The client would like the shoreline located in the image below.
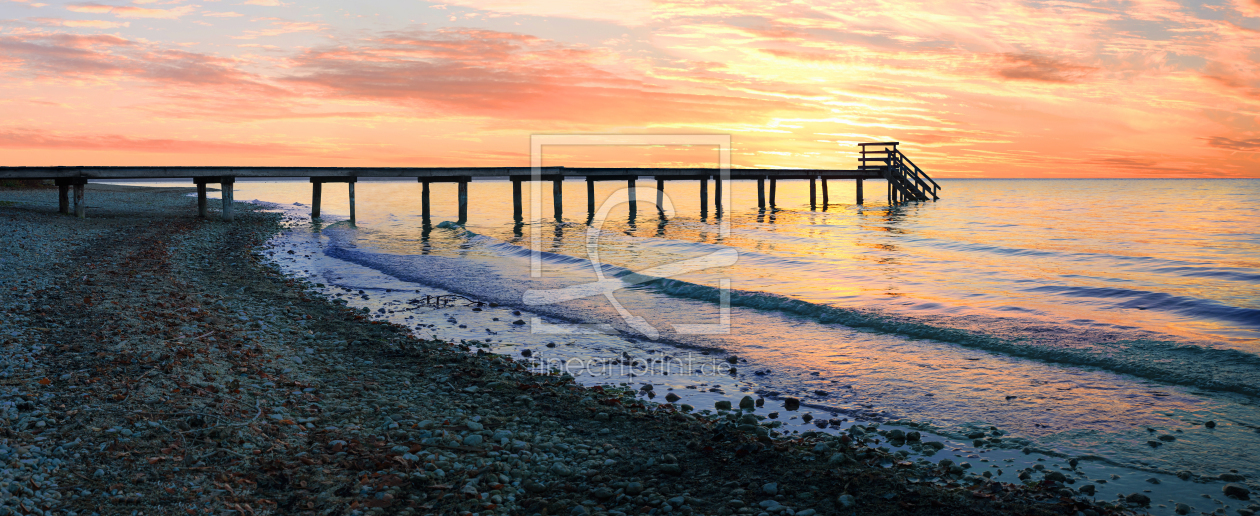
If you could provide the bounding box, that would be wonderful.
[0,185,1158,515]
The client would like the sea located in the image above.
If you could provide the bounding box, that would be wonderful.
[118,177,1259,513]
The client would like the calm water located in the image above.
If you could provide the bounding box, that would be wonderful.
[152,178,1260,492]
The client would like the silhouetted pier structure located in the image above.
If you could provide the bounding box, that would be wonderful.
[1,143,937,221]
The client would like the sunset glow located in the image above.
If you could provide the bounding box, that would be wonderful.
[2,0,1258,177]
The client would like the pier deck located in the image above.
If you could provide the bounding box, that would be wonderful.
[0,143,938,221]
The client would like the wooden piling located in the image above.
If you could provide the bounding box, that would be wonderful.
[348,181,356,225]
[514,179,524,220]
[198,182,208,218]
[552,178,563,219]
[586,179,595,216]
[221,179,234,221]
[656,178,664,214]
[769,178,777,207]
[700,177,708,213]
[58,183,69,215]
[810,177,817,209]
[627,178,636,213]
[421,181,431,221]
[73,183,85,219]
[714,175,722,214]
[311,181,322,219]
[458,180,469,223]
[822,178,829,207]
[757,178,765,209]
[856,178,863,204]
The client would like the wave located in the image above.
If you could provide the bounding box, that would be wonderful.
[320,224,1260,401]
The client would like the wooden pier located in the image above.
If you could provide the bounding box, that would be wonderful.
[1,143,938,220]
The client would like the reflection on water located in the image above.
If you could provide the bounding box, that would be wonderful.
[121,178,1260,482]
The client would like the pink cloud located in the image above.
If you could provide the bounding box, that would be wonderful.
[1201,136,1260,151]
[279,28,802,127]
[0,127,307,155]
[65,3,196,19]
[994,53,1098,83]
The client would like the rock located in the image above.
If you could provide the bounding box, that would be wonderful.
[466,421,484,431]
[1220,473,1246,482]
[886,429,905,441]
[837,494,855,508]
[768,412,778,419]
[967,431,986,439]
[1079,484,1095,496]
[784,398,800,411]
[801,413,813,423]
[625,482,644,495]
[680,404,694,412]
[524,480,547,493]
[665,393,681,403]
[1146,477,1160,484]
[762,483,778,495]
[1224,483,1251,500]
[521,349,532,357]
[1044,471,1067,482]
[462,434,484,446]
[1068,458,1079,469]
[797,510,816,516]
[550,463,574,477]
[513,319,526,325]
[905,431,921,441]
[592,487,614,500]
[1205,420,1216,428]
[1174,503,1191,515]
[571,506,589,515]
[715,400,732,411]
[659,463,682,475]
[1125,493,1150,505]
[1158,434,1176,442]
[740,396,756,411]
[727,356,739,364]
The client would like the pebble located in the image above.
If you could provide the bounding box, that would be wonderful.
[762,482,778,495]
[1224,483,1251,500]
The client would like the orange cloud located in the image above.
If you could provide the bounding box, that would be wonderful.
[0,127,309,155]
[995,53,1099,83]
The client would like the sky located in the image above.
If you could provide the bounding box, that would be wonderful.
[1,0,1259,177]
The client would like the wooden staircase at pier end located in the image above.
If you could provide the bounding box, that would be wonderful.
[859,142,940,203]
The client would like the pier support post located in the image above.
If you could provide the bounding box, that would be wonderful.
[348,181,356,225]
[810,177,817,209]
[769,178,777,208]
[221,178,234,221]
[656,178,665,214]
[552,178,563,220]
[197,182,208,218]
[627,178,636,213]
[73,182,85,219]
[311,181,322,219]
[700,177,708,213]
[586,178,595,216]
[714,175,722,214]
[757,178,765,209]
[513,178,524,221]
[856,178,863,205]
[421,181,431,222]
[822,178,829,207]
[458,179,469,224]
[58,183,70,215]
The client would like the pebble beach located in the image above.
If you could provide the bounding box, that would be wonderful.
[0,183,1193,515]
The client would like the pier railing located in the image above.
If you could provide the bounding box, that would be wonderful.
[858,142,939,203]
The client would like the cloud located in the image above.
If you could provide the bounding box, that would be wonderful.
[994,53,1098,83]
[204,11,244,17]
[232,20,327,39]
[32,18,131,28]
[434,0,653,26]
[1201,136,1260,151]
[279,28,802,127]
[0,127,307,155]
[66,3,197,19]
[240,0,284,5]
